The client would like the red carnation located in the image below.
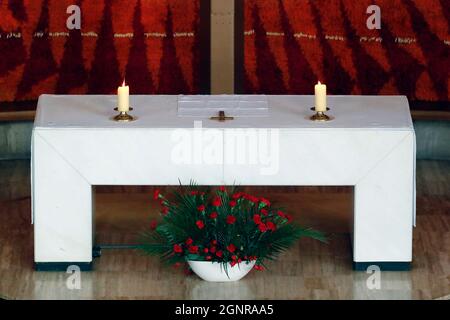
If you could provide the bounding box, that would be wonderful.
[230,261,237,267]
[231,255,237,261]
[150,220,157,230]
[260,208,268,216]
[253,214,262,225]
[210,246,216,253]
[226,215,236,224]
[277,210,285,218]
[153,189,160,200]
[216,250,223,258]
[212,196,221,207]
[197,204,205,212]
[266,221,276,231]
[196,220,205,229]
[227,244,236,253]
[258,223,268,232]
[254,265,264,271]
[229,200,237,207]
[232,192,242,200]
[161,206,169,215]
[188,245,199,254]
[210,211,218,219]
[173,244,183,253]
[206,255,212,260]
[203,248,209,253]
[211,240,218,246]
[260,197,270,207]
[285,214,293,222]
[190,190,198,196]
[219,186,226,192]
[185,238,193,245]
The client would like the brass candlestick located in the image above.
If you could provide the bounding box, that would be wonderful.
[310,107,333,122]
[113,107,135,122]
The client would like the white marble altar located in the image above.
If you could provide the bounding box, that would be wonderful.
[32,95,416,270]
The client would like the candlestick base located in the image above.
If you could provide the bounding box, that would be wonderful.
[309,107,333,122]
[113,107,135,122]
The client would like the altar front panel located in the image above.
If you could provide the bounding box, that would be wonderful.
[222,129,413,186]
[33,129,224,186]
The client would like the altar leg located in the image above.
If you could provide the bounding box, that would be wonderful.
[32,132,93,270]
[352,132,415,270]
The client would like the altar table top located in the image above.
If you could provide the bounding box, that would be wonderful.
[34,95,414,131]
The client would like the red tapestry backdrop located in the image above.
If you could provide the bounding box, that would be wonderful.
[0,0,202,104]
[243,0,449,106]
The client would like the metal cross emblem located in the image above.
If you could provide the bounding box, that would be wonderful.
[210,110,234,122]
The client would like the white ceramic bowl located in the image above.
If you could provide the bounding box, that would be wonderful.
[187,260,256,282]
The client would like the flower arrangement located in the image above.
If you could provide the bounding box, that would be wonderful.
[138,184,326,277]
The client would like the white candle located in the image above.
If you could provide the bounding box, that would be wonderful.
[117,80,130,112]
[315,81,327,112]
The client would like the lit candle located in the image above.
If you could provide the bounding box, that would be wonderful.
[315,81,327,112]
[117,80,130,112]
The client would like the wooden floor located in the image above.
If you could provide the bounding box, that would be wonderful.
[0,160,449,300]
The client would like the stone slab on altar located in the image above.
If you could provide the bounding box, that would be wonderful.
[177,95,269,117]
[34,94,413,129]
[32,95,416,270]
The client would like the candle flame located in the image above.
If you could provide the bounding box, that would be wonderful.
[122,79,126,87]
[318,81,321,85]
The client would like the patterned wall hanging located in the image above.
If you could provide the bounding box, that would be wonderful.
[0,0,209,109]
[241,0,449,109]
